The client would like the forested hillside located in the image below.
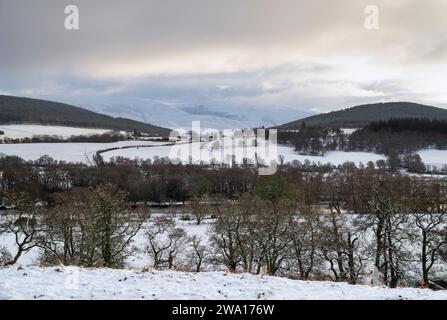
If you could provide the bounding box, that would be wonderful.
[0,95,171,136]
[349,118,447,153]
[278,102,447,129]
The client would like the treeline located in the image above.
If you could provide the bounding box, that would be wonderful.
[0,155,259,203]
[350,118,447,153]
[1,132,131,144]
[0,153,445,207]
[368,118,447,134]
[278,125,347,156]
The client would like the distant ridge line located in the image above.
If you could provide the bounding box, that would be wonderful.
[277,102,447,129]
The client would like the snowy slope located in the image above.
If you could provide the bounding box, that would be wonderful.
[83,98,243,130]
[77,97,308,130]
[0,266,446,300]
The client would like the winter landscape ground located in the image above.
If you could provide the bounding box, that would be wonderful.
[1,124,447,301]
[2,1,447,307]
[2,266,447,300]
[1,125,447,169]
[1,211,446,300]
[1,125,446,168]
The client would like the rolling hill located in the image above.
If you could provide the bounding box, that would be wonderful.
[278,102,447,129]
[0,95,171,136]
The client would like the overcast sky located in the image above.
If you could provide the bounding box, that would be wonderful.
[0,0,446,114]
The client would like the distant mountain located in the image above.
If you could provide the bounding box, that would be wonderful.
[75,97,310,130]
[0,95,171,136]
[278,102,447,129]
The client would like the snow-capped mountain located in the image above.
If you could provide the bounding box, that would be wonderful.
[74,97,310,130]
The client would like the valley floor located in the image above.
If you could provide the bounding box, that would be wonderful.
[0,266,446,300]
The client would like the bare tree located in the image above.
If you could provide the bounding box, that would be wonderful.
[38,189,89,266]
[360,177,412,287]
[166,227,187,269]
[288,206,322,280]
[87,184,148,267]
[2,192,44,265]
[145,216,186,269]
[320,212,365,284]
[254,199,295,276]
[146,216,175,268]
[409,181,447,285]
[413,213,446,284]
[187,194,211,225]
[187,235,208,272]
[209,201,243,272]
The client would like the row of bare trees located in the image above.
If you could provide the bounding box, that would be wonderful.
[0,184,148,268]
[144,174,447,287]
[1,169,446,288]
[205,194,364,283]
[205,175,447,287]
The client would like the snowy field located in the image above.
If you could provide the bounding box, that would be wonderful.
[0,125,110,139]
[0,140,387,167]
[417,150,447,170]
[0,140,168,163]
[1,213,446,300]
[1,266,446,300]
[102,142,387,167]
[1,126,447,168]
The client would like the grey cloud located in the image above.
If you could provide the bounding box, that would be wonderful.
[0,0,446,115]
[2,0,446,75]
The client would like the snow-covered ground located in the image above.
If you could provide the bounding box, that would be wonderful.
[340,128,359,135]
[0,140,167,163]
[280,149,384,166]
[0,138,386,166]
[0,123,445,168]
[3,140,447,169]
[418,150,447,170]
[101,143,387,167]
[0,266,446,300]
[0,125,446,170]
[1,213,446,300]
[0,125,110,139]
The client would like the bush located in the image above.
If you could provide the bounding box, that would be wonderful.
[0,246,12,266]
[180,214,191,221]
